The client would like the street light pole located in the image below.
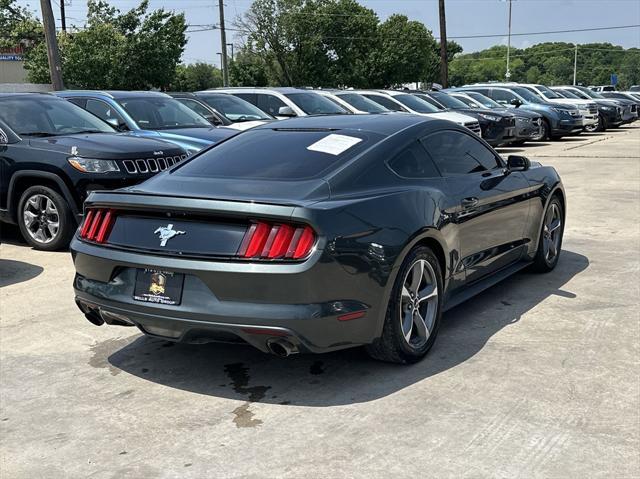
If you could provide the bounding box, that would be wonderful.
[506,0,512,79]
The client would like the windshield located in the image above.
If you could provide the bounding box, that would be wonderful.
[362,94,406,112]
[430,92,470,109]
[336,93,389,113]
[175,128,381,181]
[574,86,604,99]
[393,94,440,113]
[509,86,542,104]
[0,97,115,136]
[413,93,446,110]
[450,94,480,108]
[564,88,590,100]
[118,97,211,130]
[554,89,579,99]
[535,85,563,99]
[284,92,348,115]
[198,94,272,122]
[466,91,502,109]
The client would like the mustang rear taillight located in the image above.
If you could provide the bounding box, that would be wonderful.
[238,221,316,260]
[79,208,117,243]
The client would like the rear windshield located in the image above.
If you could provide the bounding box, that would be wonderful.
[174,128,381,180]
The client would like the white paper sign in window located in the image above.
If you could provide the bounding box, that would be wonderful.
[307,134,363,156]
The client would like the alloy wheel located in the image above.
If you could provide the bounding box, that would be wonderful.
[542,203,562,263]
[22,194,60,244]
[400,259,438,348]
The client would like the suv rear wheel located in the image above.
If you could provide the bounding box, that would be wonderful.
[17,186,75,251]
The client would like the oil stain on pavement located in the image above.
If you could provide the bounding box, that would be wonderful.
[224,362,271,428]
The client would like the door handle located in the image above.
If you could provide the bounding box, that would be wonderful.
[461,197,479,209]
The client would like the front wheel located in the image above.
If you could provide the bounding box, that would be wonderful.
[584,114,604,132]
[366,246,443,364]
[17,186,75,251]
[531,119,549,141]
[531,197,564,273]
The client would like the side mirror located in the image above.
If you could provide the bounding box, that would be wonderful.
[507,155,530,171]
[510,98,522,107]
[278,106,297,117]
[106,117,128,131]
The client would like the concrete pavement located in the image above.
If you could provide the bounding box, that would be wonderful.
[1,125,639,478]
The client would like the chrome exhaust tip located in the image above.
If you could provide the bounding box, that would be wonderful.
[267,339,297,357]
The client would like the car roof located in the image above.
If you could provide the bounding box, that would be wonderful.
[251,113,432,136]
[57,90,171,99]
[215,87,307,94]
[0,92,58,100]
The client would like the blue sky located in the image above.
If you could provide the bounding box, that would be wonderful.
[18,0,640,65]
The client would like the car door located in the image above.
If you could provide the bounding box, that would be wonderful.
[421,129,530,283]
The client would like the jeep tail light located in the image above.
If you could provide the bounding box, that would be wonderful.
[238,221,316,260]
[79,208,117,243]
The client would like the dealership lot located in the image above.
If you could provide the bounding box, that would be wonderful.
[1,126,639,478]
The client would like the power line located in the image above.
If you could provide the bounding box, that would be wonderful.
[185,23,640,40]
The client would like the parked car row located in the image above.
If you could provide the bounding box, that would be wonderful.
[1,82,637,252]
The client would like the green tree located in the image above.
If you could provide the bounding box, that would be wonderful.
[237,0,442,88]
[229,49,270,86]
[0,0,42,49]
[170,63,222,91]
[24,0,187,89]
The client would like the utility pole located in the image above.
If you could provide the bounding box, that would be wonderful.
[60,0,66,32]
[438,0,448,88]
[218,1,229,87]
[506,0,512,79]
[573,44,578,85]
[40,0,65,90]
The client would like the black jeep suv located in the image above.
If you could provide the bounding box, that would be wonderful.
[0,93,187,250]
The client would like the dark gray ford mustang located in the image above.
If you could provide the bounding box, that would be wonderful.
[71,114,565,363]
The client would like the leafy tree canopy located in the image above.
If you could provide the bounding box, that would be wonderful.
[170,62,223,91]
[24,0,187,89]
[450,41,640,89]
[236,0,452,87]
[0,0,42,50]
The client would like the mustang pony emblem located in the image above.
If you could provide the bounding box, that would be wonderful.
[154,224,185,247]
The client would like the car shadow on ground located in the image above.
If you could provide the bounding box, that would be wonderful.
[106,250,589,406]
[0,259,44,287]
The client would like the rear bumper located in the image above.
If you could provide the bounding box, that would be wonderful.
[71,238,387,354]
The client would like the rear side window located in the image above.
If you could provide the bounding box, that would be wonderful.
[257,94,287,116]
[175,129,381,180]
[422,130,501,176]
[388,142,440,179]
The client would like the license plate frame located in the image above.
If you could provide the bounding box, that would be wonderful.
[133,269,184,306]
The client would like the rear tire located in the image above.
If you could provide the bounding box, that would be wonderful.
[17,186,75,251]
[366,246,443,364]
[531,197,564,273]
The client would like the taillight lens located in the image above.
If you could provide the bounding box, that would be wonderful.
[238,221,316,260]
[79,208,116,243]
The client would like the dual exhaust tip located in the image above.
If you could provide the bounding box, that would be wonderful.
[77,299,298,357]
